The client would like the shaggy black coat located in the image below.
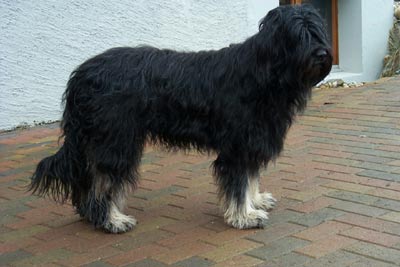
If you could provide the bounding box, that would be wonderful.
[30,4,332,231]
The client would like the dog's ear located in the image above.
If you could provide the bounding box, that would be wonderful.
[255,7,285,62]
[258,7,282,32]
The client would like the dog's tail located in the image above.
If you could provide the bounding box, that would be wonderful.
[29,136,85,202]
[30,66,91,202]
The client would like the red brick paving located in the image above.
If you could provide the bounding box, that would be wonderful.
[1,77,400,266]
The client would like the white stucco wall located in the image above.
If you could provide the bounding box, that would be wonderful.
[361,0,394,81]
[328,0,393,82]
[337,0,363,73]
[247,0,279,33]
[1,0,273,130]
[0,0,393,130]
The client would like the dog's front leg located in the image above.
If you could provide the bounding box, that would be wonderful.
[248,174,276,211]
[213,155,271,229]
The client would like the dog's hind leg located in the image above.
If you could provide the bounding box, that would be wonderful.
[213,155,270,229]
[83,132,144,233]
[102,181,137,234]
[85,172,137,233]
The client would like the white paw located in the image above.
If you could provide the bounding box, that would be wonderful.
[104,212,137,233]
[226,209,269,229]
[254,192,277,211]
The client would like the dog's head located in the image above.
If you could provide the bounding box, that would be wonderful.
[257,4,332,88]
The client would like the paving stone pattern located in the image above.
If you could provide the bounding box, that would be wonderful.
[1,77,400,266]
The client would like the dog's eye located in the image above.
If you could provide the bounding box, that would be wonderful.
[316,49,328,57]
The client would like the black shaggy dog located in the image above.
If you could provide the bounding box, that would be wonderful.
[30,5,332,233]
